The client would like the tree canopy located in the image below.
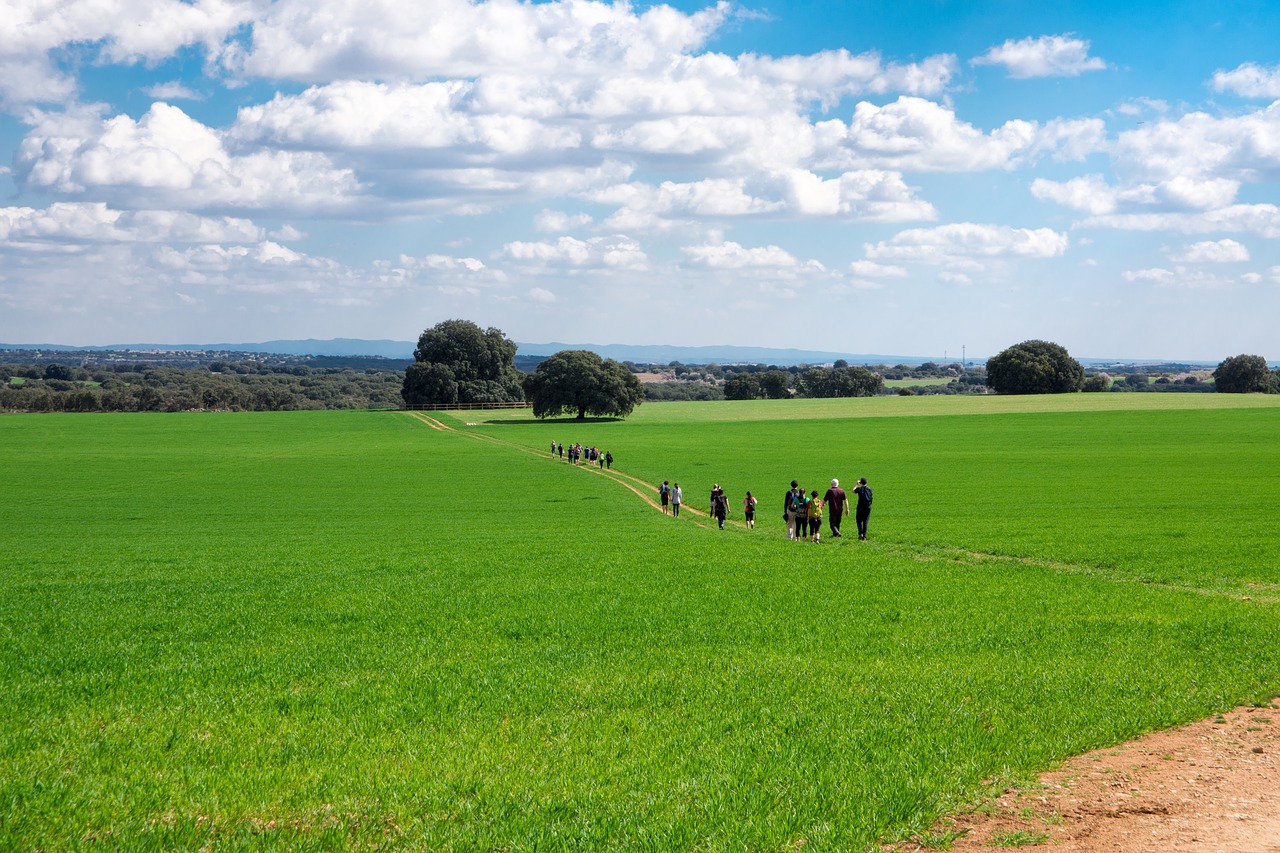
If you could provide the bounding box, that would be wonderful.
[402,319,524,406]
[797,366,884,398]
[985,340,1084,395]
[522,350,644,419]
[1212,354,1276,393]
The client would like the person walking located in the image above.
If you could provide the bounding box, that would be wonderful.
[672,482,683,518]
[605,451,613,469]
[853,477,873,540]
[793,487,810,541]
[783,480,800,539]
[823,479,849,538]
[808,489,823,542]
[659,480,671,514]
[743,491,757,528]
[710,485,728,529]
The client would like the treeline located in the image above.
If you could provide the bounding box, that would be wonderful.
[0,362,403,413]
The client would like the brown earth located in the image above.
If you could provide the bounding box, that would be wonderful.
[889,703,1280,852]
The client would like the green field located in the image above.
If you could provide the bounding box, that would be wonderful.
[2,395,1279,850]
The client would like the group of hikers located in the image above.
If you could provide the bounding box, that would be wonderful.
[552,441,612,469]
[657,477,873,540]
[546,439,873,540]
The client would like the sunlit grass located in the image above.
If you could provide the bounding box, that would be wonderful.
[1,402,1277,850]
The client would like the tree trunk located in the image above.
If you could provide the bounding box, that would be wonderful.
[576,406,586,419]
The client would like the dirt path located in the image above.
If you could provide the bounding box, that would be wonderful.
[891,702,1280,852]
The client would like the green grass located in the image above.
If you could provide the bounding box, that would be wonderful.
[1,398,1279,850]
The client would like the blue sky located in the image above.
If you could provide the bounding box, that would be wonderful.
[2,1,1279,361]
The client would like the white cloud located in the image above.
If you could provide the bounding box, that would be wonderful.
[499,235,647,270]
[1081,204,1280,239]
[222,0,732,82]
[144,82,204,101]
[0,202,263,244]
[971,34,1107,79]
[528,287,556,303]
[14,103,361,211]
[864,223,1069,263]
[0,0,250,107]
[848,260,907,277]
[1211,62,1280,99]
[1123,267,1174,283]
[813,97,1104,173]
[1110,102,1280,185]
[1031,174,1241,214]
[682,241,806,270]
[534,210,593,232]
[1169,239,1249,263]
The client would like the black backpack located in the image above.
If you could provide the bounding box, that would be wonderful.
[860,486,873,507]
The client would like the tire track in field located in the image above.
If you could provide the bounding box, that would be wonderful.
[402,411,723,528]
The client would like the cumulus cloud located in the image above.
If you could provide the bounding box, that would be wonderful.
[0,202,263,244]
[848,260,907,277]
[534,210,593,232]
[812,97,1104,173]
[1212,62,1280,99]
[1080,204,1280,239]
[1169,239,1249,263]
[1110,102,1280,185]
[1031,174,1241,214]
[864,223,1069,263]
[683,241,810,270]
[0,0,253,106]
[971,34,1107,79]
[499,235,647,270]
[14,103,361,211]
[144,82,204,101]
[1123,267,1174,283]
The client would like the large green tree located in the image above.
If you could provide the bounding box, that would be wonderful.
[1212,354,1276,393]
[522,350,644,419]
[797,366,884,398]
[402,319,524,406]
[985,340,1084,395]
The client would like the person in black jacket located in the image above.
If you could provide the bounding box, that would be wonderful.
[853,477,873,540]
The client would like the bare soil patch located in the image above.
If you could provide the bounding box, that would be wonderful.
[891,702,1280,852]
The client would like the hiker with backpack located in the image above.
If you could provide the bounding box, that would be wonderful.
[853,477,873,540]
[659,480,671,514]
[792,487,810,541]
[783,480,801,539]
[710,484,729,529]
[807,490,823,542]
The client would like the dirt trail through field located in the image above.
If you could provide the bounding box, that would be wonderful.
[405,411,721,526]
[889,703,1280,853]
[406,412,1280,851]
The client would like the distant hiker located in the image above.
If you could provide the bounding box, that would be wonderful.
[550,440,556,456]
[710,485,728,529]
[783,480,801,539]
[853,477,873,540]
[558,443,564,459]
[672,483,683,518]
[743,491,757,528]
[823,479,849,538]
[605,451,613,469]
[792,488,810,541]
[597,449,604,469]
[808,490,823,542]
[659,480,671,514]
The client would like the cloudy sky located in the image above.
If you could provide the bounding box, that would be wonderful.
[2,0,1279,360]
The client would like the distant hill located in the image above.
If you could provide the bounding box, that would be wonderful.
[0,339,1222,368]
[0,339,959,366]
